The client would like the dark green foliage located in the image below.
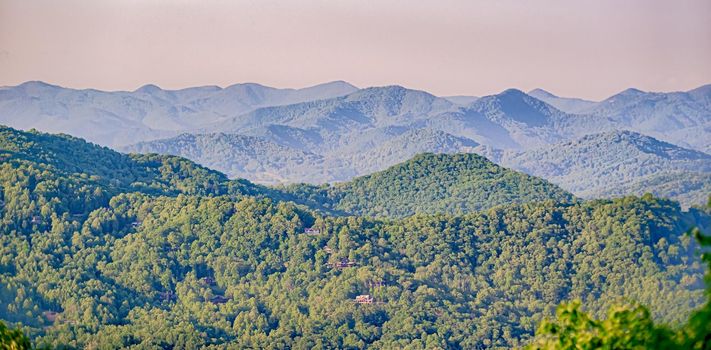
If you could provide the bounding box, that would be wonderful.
[0,126,708,349]
[0,321,31,349]
[0,126,281,232]
[283,153,575,218]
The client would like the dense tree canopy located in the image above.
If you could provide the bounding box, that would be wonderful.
[527,226,711,350]
[0,126,708,349]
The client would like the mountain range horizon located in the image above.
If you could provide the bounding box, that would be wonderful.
[6,79,711,103]
[1,77,709,208]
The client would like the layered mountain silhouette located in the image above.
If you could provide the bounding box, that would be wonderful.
[527,88,597,114]
[125,128,481,183]
[1,81,709,205]
[493,131,711,207]
[0,80,357,146]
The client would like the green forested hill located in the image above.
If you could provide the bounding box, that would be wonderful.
[0,126,272,198]
[0,126,709,349]
[282,153,575,218]
[0,126,281,233]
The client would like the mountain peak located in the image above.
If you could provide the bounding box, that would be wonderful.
[467,88,560,128]
[499,88,527,97]
[492,88,546,106]
[17,81,61,90]
[621,87,645,94]
[135,84,163,93]
[297,80,359,98]
[349,85,437,100]
[612,87,646,98]
[578,130,710,160]
[316,80,357,89]
[224,82,274,91]
[528,88,557,98]
[328,152,573,217]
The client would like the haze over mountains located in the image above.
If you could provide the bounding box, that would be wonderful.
[0,80,358,146]
[527,88,597,114]
[1,80,709,206]
[493,131,711,207]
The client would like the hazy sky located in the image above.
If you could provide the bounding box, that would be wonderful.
[1,0,710,100]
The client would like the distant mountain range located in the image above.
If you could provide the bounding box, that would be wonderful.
[0,80,358,146]
[490,131,711,207]
[1,80,709,206]
[125,132,324,184]
[527,88,597,114]
[125,128,481,184]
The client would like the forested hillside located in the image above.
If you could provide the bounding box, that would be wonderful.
[0,126,709,349]
[282,153,574,218]
[0,126,270,199]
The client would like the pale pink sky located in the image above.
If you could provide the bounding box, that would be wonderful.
[1,0,710,100]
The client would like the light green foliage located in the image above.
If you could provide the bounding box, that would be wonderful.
[527,302,676,349]
[0,321,31,350]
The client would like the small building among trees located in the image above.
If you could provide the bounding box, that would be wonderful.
[333,257,357,268]
[304,227,320,235]
[354,295,374,304]
[43,311,60,322]
[200,277,216,286]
